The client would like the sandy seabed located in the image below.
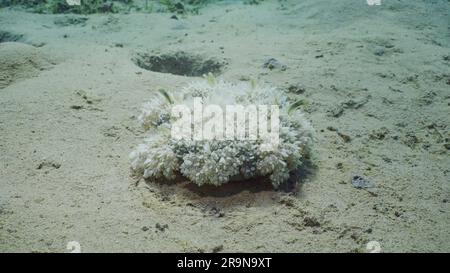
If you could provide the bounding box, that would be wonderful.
[0,0,449,252]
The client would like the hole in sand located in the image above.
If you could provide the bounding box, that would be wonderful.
[142,177,278,209]
[138,161,315,208]
[132,51,224,77]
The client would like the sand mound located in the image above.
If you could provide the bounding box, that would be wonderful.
[0,42,56,89]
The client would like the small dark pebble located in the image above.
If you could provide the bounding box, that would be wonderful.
[327,126,338,131]
[70,105,83,110]
[210,206,224,216]
[263,58,286,71]
[337,132,351,143]
[287,84,306,94]
[37,161,61,170]
[303,216,320,227]
[210,206,225,217]
[7,228,16,233]
[326,126,351,142]
[212,245,223,253]
[370,127,389,140]
[382,157,392,163]
[36,161,61,170]
[374,47,385,56]
[328,105,344,117]
[155,223,168,232]
[350,233,359,241]
[351,175,374,189]
[263,58,278,69]
[279,196,295,207]
[161,196,170,202]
